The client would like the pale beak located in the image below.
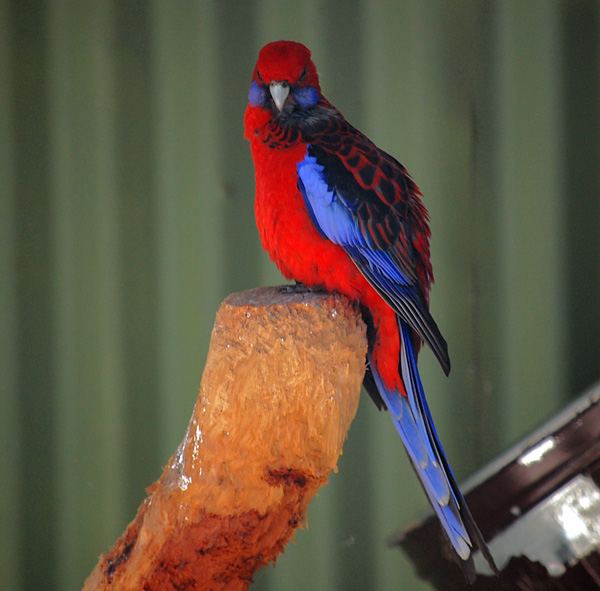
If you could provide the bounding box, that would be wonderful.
[269,81,290,112]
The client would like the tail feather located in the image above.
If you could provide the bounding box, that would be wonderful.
[369,320,497,581]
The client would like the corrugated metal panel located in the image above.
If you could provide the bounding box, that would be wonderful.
[2,1,599,590]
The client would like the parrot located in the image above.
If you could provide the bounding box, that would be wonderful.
[244,40,496,581]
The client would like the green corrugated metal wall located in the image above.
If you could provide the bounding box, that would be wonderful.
[2,1,599,590]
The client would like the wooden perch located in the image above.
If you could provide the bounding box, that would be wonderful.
[82,286,367,591]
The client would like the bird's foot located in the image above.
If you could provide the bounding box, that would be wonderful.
[279,282,325,294]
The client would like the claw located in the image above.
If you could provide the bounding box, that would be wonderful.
[279,282,325,294]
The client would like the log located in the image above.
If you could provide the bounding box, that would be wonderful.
[82,286,367,591]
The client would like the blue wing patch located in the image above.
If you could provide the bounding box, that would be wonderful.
[297,154,370,248]
[297,153,412,282]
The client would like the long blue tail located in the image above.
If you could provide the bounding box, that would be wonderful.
[369,320,495,580]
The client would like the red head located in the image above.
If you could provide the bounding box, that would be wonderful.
[252,41,320,94]
[246,41,323,128]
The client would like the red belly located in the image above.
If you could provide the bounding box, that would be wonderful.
[250,139,404,392]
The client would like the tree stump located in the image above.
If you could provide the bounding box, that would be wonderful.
[82,287,367,591]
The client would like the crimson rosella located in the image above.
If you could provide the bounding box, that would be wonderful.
[244,40,496,580]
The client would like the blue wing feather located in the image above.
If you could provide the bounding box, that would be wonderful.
[297,155,370,247]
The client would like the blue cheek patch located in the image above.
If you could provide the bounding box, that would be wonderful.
[248,81,267,107]
[293,86,319,109]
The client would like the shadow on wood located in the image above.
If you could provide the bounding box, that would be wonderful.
[83,287,367,591]
[394,382,600,590]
